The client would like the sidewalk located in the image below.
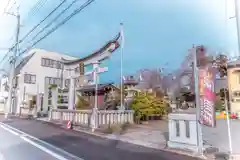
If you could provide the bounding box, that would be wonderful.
[105,122,168,149]
[38,117,168,149]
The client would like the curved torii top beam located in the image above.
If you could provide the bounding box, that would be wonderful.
[61,32,121,65]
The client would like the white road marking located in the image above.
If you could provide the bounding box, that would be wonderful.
[0,122,83,160]
[20,135,69,160]
[0,124,19,136]
[0,152,5,160]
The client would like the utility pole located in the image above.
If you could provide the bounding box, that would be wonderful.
[192,46,204,157]
[235,0,240,55]
[5,7,20,118]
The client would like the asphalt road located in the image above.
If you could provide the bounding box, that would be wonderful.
[202,119,240,154]
[0,118,200,160]
[0,123,61,160]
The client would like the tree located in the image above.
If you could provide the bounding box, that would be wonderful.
[104,84,127,110]
[76,95,90,109]
[130,92,167,123]
[215,96,224,112]
[213,54,228,77]
[139,69,162,89]
[219,88,229,101]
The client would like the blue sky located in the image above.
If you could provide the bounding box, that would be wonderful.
[0,0,238,83]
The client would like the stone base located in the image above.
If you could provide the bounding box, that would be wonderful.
[230,154,240,160]
[168,141,198,152]
[215,153,240,160]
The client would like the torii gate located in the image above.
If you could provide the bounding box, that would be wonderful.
[62,33,121,110]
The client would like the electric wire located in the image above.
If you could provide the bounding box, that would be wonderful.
[19,0,95,56]
[3,0,16,14]
[30,0,81,43]
[2,0,11,15]
[26,0,48,18]
[19,0,67,44]
[0,0,66,65]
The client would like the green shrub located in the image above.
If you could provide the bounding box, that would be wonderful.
[76,95,90,109]
[215,96,224,112]
[130,92,167,123]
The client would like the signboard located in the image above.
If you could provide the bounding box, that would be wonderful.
[198,66,216,127]
[79,62,84,75]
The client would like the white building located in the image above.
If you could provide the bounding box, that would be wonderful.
[0,76,8,106]
[0,77,8,99]
[14,48,78,114]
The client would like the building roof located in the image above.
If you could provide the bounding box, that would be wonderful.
[76,83,117,92]
[61,33,121,65]
[227,59,240,68]
[15,52,36,75]
[123,75,139,85]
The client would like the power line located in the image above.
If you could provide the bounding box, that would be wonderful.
[0,0,66,65]
[2,0,11,14]
[19,0,67,44]
[22,0,49,23]
[0,1,18,65]
[19,0,95,56]
[1,0,16,16]
[27,0,48,18]
[5,0,16,13]
[30,0,81,43]
[0,52,11,65]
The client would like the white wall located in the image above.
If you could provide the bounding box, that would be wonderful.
[19,49,77,94]
[16,49,79,113]
[0,77,8,98]
[16,46,114,114]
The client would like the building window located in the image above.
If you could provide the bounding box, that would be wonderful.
[185,120,190,138]
[41,58,63,69]
[65,79,70,88]
[45,77,61,86]
[74,67,79,73]
[175,120,180,137]
[24,74,36,84]
[74,78,79,86]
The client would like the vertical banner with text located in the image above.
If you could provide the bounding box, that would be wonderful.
[198,66,216,127]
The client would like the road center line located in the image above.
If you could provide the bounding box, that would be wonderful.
[0,122,84,160]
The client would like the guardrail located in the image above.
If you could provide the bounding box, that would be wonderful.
[49,109,134,128]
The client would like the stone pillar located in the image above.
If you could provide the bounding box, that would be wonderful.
[91,62,99,131]
[43,85,48,113]
[51,87,58,110]
[92,63,99,85]
[68,77,75,110]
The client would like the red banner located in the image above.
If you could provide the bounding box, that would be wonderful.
[198,66,216,127]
